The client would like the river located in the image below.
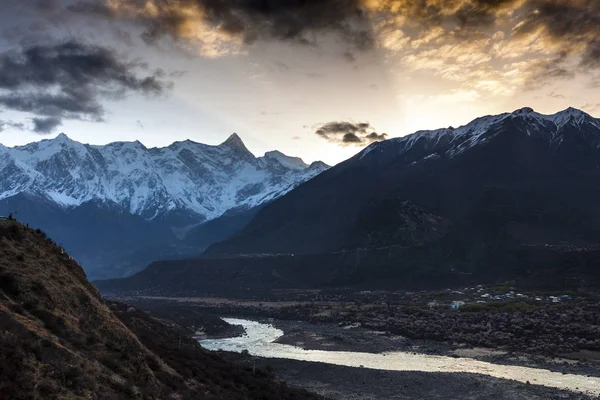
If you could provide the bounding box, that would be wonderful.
[199,318,600,396]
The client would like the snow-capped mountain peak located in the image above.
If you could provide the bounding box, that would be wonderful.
[263,150,309,170]
[506,106,596,129]
[308,160,330,170]
[544,107,594,128]
[219,132,249,152]
[512,107,535,115]
[357,107,600,162]
[0,133,329,223]
[54,132,71,142]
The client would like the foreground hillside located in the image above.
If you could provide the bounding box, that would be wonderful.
[0,219,319,399]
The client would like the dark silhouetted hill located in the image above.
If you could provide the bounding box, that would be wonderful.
[0,220,320,399]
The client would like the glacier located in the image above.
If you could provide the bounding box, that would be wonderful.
[0,132,329,223]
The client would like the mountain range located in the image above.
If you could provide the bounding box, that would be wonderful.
[0,133,328,279]
[98,107,600,295]
[207,107,600,256]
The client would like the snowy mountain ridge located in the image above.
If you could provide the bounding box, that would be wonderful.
[0,133,329,221]
[359,107,600,161]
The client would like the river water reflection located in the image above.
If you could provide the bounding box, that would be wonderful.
[199,318,599,396]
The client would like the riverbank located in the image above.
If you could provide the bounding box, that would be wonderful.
[222,354,596,400]
[111,295,600,379]
[108,296,600,398]
[201,318,600,398]
[269,318,600,379]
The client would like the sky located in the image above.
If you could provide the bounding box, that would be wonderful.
[0,0,599,165]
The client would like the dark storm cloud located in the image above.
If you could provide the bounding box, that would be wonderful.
[35,0,62,12]
[342,132,362,143]
[316,121,387,146]
[389,0,518,27]
[68,0,374,50]
[581,39,600,69]
[68,0,521,44]
[32,117,62,133]
[0,90,103,120]
[0,40,170,133]
[514,0,600,68]
[365,131,387,141]
[63,0,600,70]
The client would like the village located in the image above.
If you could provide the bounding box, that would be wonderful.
[267,283,579,310]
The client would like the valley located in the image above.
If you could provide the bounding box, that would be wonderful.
[8,107,600,399]
[2,1,599,397]
[111,287,600,362]
[89,107,600,398]
[107,295,600,399]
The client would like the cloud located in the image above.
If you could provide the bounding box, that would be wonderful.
[169,70,188,78]
[548,91,566,99]
[63,1,600,75]
[315,121,387,146]
[34,0,600,96]
[365,131,387,141]
[0,40,170,132]
[365,1,600,94]
[0,120,26,132]
[35,0,62,13]
[581,103,600,113]
[343,52,356,63]
[32,117,62,134]
[274,61,290,71]
[69,0,374,54]
[513,0,600,67]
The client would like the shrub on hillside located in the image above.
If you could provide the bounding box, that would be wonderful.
[0,223,23,242]
[459,302,539,313]
[0,273,20,297]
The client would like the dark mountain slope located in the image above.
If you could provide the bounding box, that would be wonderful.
[183,204,265,249]
[0,194,266,280]
[0,219,319,399]
[207,108,600,259]
[0,193,181,279]
[96,109,600,294]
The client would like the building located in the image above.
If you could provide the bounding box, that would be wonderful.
[450,301,465,309]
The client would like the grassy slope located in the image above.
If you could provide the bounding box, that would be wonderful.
[0,220,320,400]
